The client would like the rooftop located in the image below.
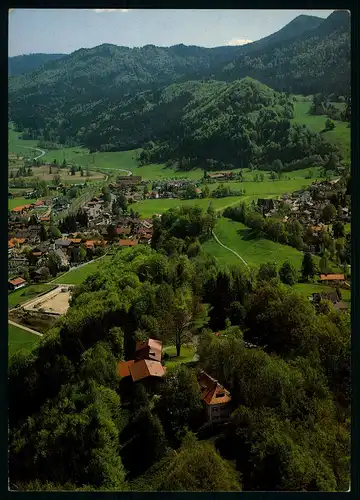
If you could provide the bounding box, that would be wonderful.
[198,371,231,406]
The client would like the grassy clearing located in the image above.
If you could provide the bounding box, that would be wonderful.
[8,284,55,309]
[8,323,40,358]
[203,217,307,270]
[134,196,249,217]
[8,197,37,210]
[52,255,112,285]
[207,177,319,198]
[163,345,196,369]
[291,101,350,164]
[8,126,39,155]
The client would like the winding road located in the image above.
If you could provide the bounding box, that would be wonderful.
[17,145,46,160]
[211,230,249,268]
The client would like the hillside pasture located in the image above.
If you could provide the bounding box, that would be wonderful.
[52,255,112,285]
[203,217,307,270]
[291,101,350,164]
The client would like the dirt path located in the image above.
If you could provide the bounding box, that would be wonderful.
[17,145,46,160]
[8,319,43,337]
[212,230,249,268]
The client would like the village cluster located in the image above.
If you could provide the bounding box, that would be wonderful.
[8,175,155,291]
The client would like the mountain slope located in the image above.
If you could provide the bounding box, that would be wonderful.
[216,10,350,95]
[238,14,324,55]
[8,11,349,151]
[8,53,66,76]
[79,77,337,173]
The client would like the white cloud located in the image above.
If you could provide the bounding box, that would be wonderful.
[226,38,253,46]
[92,9,132,13]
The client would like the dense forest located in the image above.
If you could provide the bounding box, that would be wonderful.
[8,11,350,157]
[9,207,350,491]
[8,53,67,76]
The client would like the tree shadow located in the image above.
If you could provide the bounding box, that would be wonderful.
[237,228,258,241]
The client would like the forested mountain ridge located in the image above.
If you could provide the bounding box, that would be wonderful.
[234,14,324,55]
[8,53,67,76]
[8,11,350,156]
[215,10,350,96]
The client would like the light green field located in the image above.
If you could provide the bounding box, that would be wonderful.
[8,197,37,210]
[8,126,39,155]
[52,255,112,285]
[8,284,55,309]
[134,196,248,217]
[293,283,351,303]
[163,345,196,369]
[8,323,40,358]
[291,101,351,164]
[203,217,307,270]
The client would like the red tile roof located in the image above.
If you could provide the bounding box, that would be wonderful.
[119,239,138,247]
[118,360,135,378]
[136,338,162,362]
[129,359,166,382]
[9,277,26,286]
[320,274,345,281]
[198,371,231,406]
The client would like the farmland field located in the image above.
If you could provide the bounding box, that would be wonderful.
[8,323,40,358]
[203,217,307,270]
[52,255,112,285]
[8,284,56,309]
[8,164,106,182]
[291,101,350,164]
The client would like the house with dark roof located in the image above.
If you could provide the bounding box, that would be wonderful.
[257,198,276,215]
[197,371,232,423]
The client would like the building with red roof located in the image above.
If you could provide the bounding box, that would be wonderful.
[198,371,232,423]
[8,277,26,291]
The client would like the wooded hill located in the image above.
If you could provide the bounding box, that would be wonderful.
[215,10,350,96]
[8,53,67,76]
[8,11,350,162]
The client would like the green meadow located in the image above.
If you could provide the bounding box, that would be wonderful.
[203,217,307,270]
[52,255,112,285]
[8,197,37,210]
[8,323,40,358]
[291,101,350,165]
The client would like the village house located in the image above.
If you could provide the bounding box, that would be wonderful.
[208,172,233,180]
[311,290,349,312]
[118,239,138,247]
[54,248,70,269]
[319,274,345,285]
[117,338,166,382]
[197,371,232,423]
[54,239,73,252]
[8,277,26,291]
[257,198,277,216]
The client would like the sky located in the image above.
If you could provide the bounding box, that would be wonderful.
[8,8,334,57]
